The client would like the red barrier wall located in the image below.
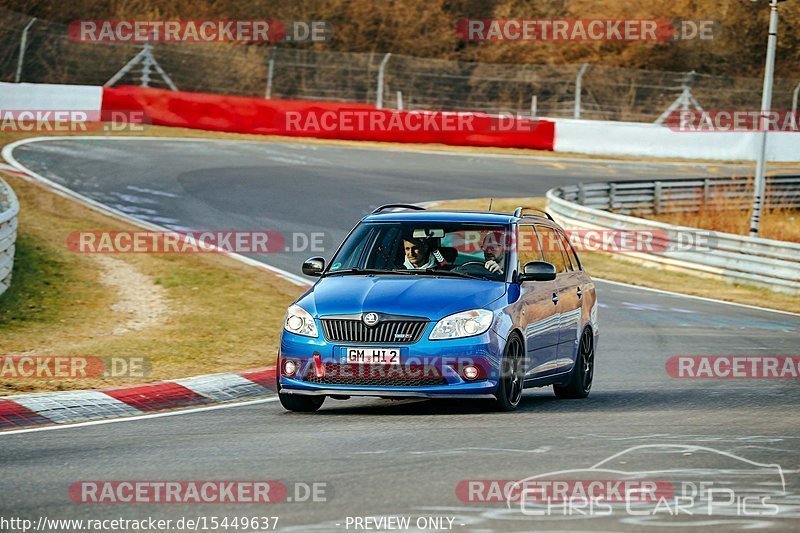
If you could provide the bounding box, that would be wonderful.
[102,86,554,150]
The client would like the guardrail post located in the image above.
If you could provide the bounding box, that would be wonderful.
[14,17,37,83]
[609,183,617,211]
[0,178,20,299]
[376,53,392,109]
[703,178,711,207]
[653,181,662,214]
[577,183,586,205]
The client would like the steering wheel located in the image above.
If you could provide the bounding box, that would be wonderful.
[452,260,489,274]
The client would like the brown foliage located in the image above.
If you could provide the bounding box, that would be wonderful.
[2,0,798,76]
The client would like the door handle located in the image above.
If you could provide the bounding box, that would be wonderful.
[577,287,583,299]
[552,293,559,305]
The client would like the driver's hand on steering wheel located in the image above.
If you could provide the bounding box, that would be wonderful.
[485,260,503,274]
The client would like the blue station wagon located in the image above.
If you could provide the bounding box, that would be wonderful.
[277,205,598,412]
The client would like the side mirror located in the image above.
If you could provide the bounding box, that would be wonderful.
[518,261,556,282]
[302,256,325,277]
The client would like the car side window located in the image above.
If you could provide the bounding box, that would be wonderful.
[535,225,567,274]
[558,230,581,271]
[517,224,544,269]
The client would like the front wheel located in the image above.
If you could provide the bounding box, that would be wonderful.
[495,334,524,411]
[554,328,594,399]
[279,392,325,412]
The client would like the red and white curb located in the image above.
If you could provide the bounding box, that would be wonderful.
[0,368,276,431]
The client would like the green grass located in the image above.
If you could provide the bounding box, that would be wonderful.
[0,233,70,327]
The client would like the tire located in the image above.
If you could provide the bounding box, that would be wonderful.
[494,333,524,411]
[554,328,594,399]
[279,392,325,412]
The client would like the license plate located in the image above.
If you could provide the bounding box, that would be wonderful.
[346,347,400,365]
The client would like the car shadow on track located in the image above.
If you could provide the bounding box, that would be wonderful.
[285,386,797,416]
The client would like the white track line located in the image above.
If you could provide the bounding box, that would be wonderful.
[1,137,310,287]
[4,136,797,318]
[594,279,800,317]
[0,397,279,436]
[1,134,779,167]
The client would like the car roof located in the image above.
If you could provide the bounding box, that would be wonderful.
[361,210,518,224]
[361,209,557,226]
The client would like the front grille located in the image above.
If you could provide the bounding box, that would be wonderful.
[321,319,427,344]
[305,363,447,387]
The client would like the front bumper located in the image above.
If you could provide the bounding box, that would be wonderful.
[278,327,504,398]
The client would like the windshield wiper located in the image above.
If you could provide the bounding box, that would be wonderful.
[323,268,413,277]
[418,269,491,281]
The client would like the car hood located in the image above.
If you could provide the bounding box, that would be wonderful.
[298,275,508,321]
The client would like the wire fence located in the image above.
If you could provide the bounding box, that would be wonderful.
[2,8,799,122]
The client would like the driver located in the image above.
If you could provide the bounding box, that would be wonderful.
[403,237,437,269]
[482,231,507,274]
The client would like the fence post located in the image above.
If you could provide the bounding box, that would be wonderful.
[376,53,391,109]
[265,48,276,99]
[14,17,37,83]
[396,91,404,110]
[792,81,800,115]
[530,95,537,117]
[574,63,589,119]
[653,181,662,214]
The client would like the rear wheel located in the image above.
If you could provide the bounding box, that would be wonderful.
[495,334,524,411]
[554,328,594,399]
[279,392,325,412]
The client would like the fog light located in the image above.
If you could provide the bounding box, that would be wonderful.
[283,359,297,377]
[463,365,479,380]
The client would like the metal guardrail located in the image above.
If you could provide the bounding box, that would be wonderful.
[547,177,800,295]
[0,176,19,298]
[564,176,800,215]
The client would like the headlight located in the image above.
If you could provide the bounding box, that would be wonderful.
[284,304,318,337]
[429,309,493,340]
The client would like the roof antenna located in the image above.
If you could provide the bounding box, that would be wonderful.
[488,198,494,211]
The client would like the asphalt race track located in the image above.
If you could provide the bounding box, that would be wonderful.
[1,138,799,531]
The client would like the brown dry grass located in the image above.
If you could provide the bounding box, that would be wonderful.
[647,181,800,243]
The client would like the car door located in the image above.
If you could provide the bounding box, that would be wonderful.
[516,224,559,381]
[535,225,581,374]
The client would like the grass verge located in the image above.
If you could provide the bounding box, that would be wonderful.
[0,173,304,395]
[431,197,800,314]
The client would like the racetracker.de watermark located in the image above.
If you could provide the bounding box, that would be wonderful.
[457,479,675,503]
[68,20,331,42]
[0,110,148,132]
[0,356,149,379]
[666,355,800,379]
[451,229,715,254]
[69,480,329,504]
[66,231,326,254]
[456,19,719,42]
[284,110,545,134]
[665,110,800,132]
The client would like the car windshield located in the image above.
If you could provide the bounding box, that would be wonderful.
[326,221,511,281]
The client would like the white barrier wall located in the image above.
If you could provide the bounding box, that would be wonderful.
[553,118,800,162]
[0,82,103,111]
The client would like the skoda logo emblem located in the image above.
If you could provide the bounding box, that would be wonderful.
[363,313,379,327]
